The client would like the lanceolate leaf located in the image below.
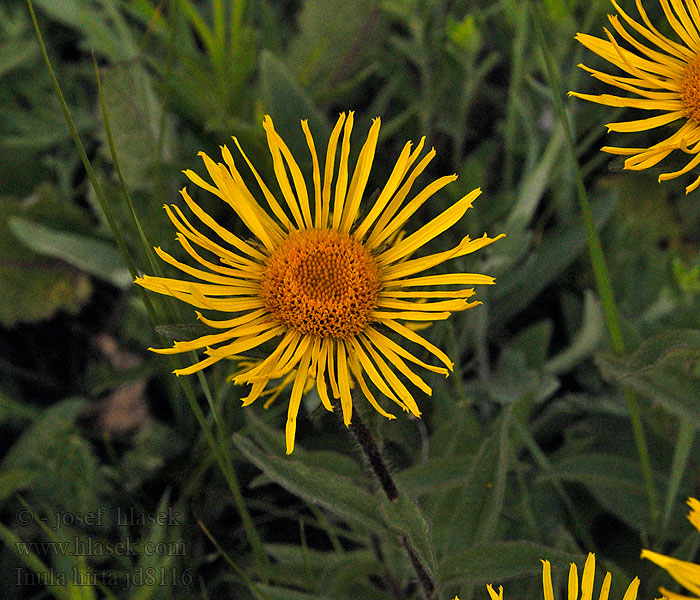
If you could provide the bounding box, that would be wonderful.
[9,216,131,288]
[440,541,577,586]
[233,434,385,533]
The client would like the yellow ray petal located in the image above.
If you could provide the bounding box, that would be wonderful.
[314,339,334,412]
[340,117,381,233]
[581,553,595,600]
[347,353,396,420]
[348,336,405,408]
[359,336,421,417]
[336,340,353,426]
[301,120,323,229]
[286,348,313,454]
[613,0,694,61]
[687,498,700,533]
[196,308,267,329]
[233,136,294,232]
[364,326,449,376]
[332,111,355,230]
[487,586,503,600]
[605,110,685,132]
[371,174,459,251]
[660,0,700,53]
[263,115,307,230]
[365,145,436,250]
[542,561,554,600]
[599,573,612,600]
[263,117,313,229]
[322,113,347,229]
[205,325,285,359]
[384,273,496,288]
[382,318,454,370]
[165,203,261,270]
[179,188,268,262]
[377,188,482,265]
[353,139,414,242]
[363,331,432,396]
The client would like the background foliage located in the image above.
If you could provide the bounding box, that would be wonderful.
[1,0,699,598]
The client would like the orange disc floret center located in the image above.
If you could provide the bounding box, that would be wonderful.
[682,55,700,122]
[261,229,380,339]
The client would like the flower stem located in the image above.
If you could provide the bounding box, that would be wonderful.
[530,2,658,526]
[348,404,436,600]
[349,405,398,500]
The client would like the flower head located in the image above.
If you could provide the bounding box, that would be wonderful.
[569,0,700,193]
[642,497,700,600]
[486,554,640,600]
[136,112,503,453]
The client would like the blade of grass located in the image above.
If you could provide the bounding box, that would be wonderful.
[658,421,695,548]
[513,419,597,552]
[530,1,658,530]
[198,520,270,600]
[27,0,139,282]
[30,2,270,581]
[93,54,160,278]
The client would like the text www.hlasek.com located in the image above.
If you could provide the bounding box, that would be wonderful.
[16,537,185,557]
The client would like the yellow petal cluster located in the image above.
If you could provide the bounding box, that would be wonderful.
[136,112,503,453]
[486,554,640,600]
[642,497,700,600]
[570,0,700,193]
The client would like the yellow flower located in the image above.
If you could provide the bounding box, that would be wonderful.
[642,497,700,600]
[135,112,503,453]
[569,0,700,193]
[486,554,640,600]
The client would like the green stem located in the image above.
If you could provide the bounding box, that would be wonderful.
[659,421,696,547]
[513,420,597,552]
[348,404,436,600]
[29,2,270,581]
[530,2,658,526]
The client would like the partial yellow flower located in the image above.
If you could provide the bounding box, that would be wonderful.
[569,0,700,193]
[135,112,503,453]
[642,497,700,600]
[486,553,640,600]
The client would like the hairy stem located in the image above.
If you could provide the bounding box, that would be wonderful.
[347,404,436,599]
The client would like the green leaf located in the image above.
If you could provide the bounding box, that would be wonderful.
[620,329,700,375]
[2,398,109,515]
[597,330,700,429]
[432,410,511,552]
[97,63,167,192]
[264,545,377,593]
[9,216,131,288]
[0,196,93,326]
[285,0,382,91]
[244,411,364,484]
[0,40,38,77]
[233,434,385,532]
[546,291,605,375]
[440,541,578,586]
[491,192,616,324]
[394,455,475,496]
[542,453,667,533]
[380,493,439,582]
[0,393,39,424]
[259,50,329,158]
[0,470,38,502]
[31,0,137,61]
[0,523,73,600]
[253,586,331,600]
[486,348,559,405]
